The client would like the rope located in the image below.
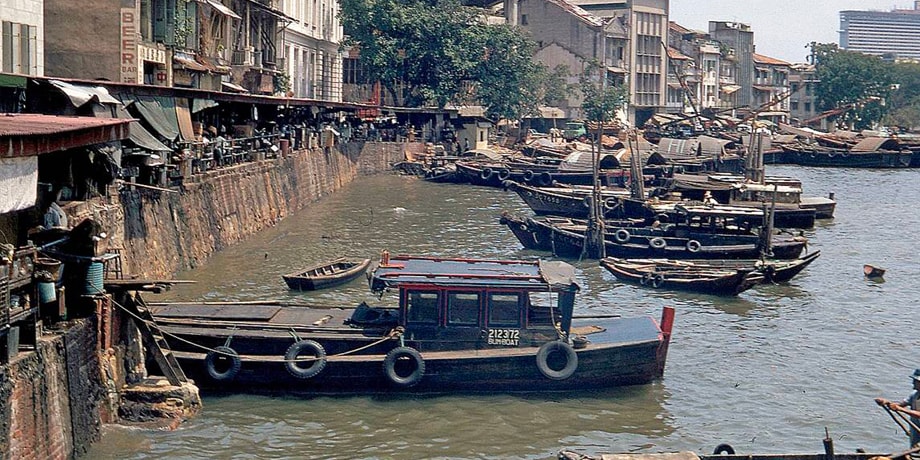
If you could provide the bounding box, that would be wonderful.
[104,288,402,364]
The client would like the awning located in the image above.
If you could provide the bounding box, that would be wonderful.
[606,66,627,74]
[127,96,182,142]
[192,98,219,113]
[175,98,196,142]
[0,157,38,213]
[221,81,249,93]
[174,55,209,72]
[244,0,296,22]
[114,105,172,152]
[721,84,741,94]
[753,85,774,92]
[49,80,121,107]
[199,0,242,19]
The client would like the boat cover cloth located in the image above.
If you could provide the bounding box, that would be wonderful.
[538,260,579,291]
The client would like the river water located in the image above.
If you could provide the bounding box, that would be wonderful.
[89,166,920,459]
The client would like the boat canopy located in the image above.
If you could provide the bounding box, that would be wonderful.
[369,255,579,293]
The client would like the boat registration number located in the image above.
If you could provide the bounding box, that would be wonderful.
[487,328,520,346]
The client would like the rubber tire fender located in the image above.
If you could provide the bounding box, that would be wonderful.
[284,340,327,379]
[713,444,736,455]
[523,170,536,182]
[603,197,620,211]
[535,341,578,380]
[383,346,426,388]
[497,168,511,181]
[649,237,667,249]
[480,167,494,181]
[206,345,242,382]
[686,239,702,253]
[651,273,665,288]
[538,172,553,186]
[614,229,631,244]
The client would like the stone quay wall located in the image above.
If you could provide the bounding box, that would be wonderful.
[0,142,407,459]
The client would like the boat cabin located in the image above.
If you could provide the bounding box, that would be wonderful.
[367,255,579,351]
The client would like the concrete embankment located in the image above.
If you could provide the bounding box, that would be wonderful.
[0,142,406,459]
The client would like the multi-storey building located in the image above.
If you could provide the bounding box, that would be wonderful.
[43,0,289,95]
[667,22,722,113]
[280,0,343,101]
[1,0,43,76]
[751,53,789,124]
[708,21,753,109]
[510,0,667,125]
[788,63,819,126]
[841,2,920,59]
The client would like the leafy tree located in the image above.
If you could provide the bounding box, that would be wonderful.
[578,59,628,129]
[812,43,894,130]
[340,0,546,118]
[539,64,574,108]
[885,62,920,130]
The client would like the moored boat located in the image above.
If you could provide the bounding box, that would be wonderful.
[282,258,372,291]
[150,254,675,394]
[607,251,820,284]
[600,257,764,295]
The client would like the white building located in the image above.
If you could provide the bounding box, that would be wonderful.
[280,0,343,101]
[1,0,43,76]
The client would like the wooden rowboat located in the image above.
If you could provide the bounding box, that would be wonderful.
[282,258,372,291]
[600,257,764,296]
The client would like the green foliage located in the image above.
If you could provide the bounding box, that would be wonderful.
[578,59,628,124]
[540,64,574,108]
[885,62,920,130]
[274,71,292,96]
[340,0,546,117]
[812,43,893,129]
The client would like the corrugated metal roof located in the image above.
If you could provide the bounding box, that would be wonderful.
[851,137,901,152]
[0,114,131,137]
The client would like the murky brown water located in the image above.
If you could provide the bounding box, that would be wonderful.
[88,166,920,459]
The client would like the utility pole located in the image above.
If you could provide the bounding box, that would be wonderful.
[584,25,608,260]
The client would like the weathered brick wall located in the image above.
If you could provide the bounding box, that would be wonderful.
[0,319,103,460]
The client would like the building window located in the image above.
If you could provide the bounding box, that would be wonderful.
[521,14,528,25]
[791,101,799,111]
[1,21,37,75]
[804,102,811,112]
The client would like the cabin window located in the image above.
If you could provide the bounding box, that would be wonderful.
[447,292,480,326]
[406,291,440,324]
[488,293,520,327]
[528,292,557,327]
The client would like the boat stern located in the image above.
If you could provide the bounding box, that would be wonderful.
[655,306,675,378]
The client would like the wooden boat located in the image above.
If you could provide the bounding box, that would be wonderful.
[608,251,820,284]
[503,180,648,220]
[282,258,372,291]
[864,264,886,279]
[558,450,890,460]
[600,257,764,295]
[148,254,675,394]
[500,208,808,260]
[779,143,912,168]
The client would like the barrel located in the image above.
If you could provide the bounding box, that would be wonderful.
[84,261,105,295]
[38,281,57,304]
[34,257,62,283]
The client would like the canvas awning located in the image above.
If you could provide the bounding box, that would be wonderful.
[114,105,172,152]
[721,84,741,94]
[126,96,182,142]
[199,0,242,19]
[221,81,249,93]
[174,55,209,72]
[49,80,121,107]
[175,98,196,142]
[192,98,219,113]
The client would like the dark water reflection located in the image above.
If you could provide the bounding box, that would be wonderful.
[89,167,920,458]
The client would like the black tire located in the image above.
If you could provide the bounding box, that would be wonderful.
[686,239,702,253]
[523,170,536,182]
[649,237,667,249]
[535,341,578,380]
[205,345,242,382]
[640,273,651,285]
[383,346,425,387]
[480,167,494,181]
[614,229,631,244]
[497,168,511,181]
[284,340,327,379]
[538,172,553,186]
[713,444,736,455]
[651,274,665,288]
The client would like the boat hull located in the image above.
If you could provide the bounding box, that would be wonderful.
[600,258,764,296]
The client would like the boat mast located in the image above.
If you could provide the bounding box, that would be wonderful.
[584,25,608,260]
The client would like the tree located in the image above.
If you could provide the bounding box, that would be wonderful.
[578,59,628,130]
[812,43,894,130]
[885,62,920,130]
[340,0,546,117]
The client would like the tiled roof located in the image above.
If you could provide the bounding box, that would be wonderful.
[753,53,791,66]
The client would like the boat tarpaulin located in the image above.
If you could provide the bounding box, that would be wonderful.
[0,156,38,213]
[538,260,579,291]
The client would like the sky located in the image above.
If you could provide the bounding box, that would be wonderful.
[669,0,917,63]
